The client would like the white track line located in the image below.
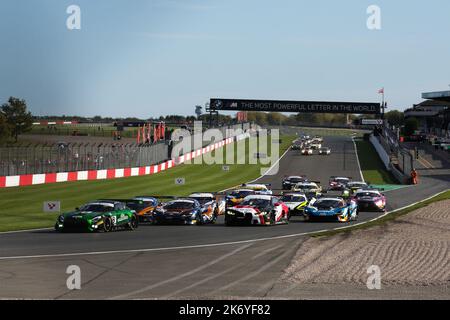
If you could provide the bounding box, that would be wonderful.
[0,140,447,261]
[109,243,253,300]
[0,227,52,235]
[218,139,292,192]
[1,189,447,262]
[352,136,364,182]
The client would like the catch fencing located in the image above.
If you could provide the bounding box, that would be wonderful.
[0,123,253,176]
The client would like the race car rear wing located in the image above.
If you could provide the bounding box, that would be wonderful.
[134,195,178,200]
[241,183,272,187]
[189,192,227,202]
[358,187,385,192]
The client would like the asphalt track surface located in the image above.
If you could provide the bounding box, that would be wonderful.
[0,136,448,299]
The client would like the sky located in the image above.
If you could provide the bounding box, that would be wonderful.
[0,0,449,118]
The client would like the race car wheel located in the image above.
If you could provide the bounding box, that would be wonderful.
[196,213,203,225]
[269,211,276,225]
[103,216,112,232]
[287,210,292,221]
[127,214,139,230]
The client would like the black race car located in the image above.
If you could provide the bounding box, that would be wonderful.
[282,175,308,190]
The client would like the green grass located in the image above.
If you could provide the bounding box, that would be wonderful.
[0,135,295,232]
[311,190,450,238]
[355,139,397,185]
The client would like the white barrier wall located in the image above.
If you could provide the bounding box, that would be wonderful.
[369,134,390,170]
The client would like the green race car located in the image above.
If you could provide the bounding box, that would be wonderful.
[55,200,138,232]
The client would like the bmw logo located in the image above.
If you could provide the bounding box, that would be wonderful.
[215,100,223,108]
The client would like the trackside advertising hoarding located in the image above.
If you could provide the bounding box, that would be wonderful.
[210,98,381,114]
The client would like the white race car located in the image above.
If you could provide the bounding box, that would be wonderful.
[225,195,290,226]
[292,181,322,198]
[280,193,309,215]
[301,147,313,155]
[188,193,226,216]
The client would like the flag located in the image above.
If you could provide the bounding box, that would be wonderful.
[160,122,165,140]
[378,88,384,94]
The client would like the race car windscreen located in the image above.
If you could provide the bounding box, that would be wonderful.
[165,201,196,210]
[297,185,316,190]
[315,200,343,210]
[349,183,368,189]
[356,192,379,198]
[282,195,306,202]
[124,201,148,212]
[288,177,305,183]
[230,190,253,198]
[80,204,113,212]
[190,197,213,205]
[240,198,270,209]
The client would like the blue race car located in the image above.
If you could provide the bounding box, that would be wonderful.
[304,197,358,222]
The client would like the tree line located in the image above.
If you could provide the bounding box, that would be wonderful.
[0,96,414,144]
[0,97,33,143]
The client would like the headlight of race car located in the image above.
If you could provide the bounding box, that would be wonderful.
[58,215,64,223]
[226,211,235,215]
[183,212,195,217]
[91,216,102,223]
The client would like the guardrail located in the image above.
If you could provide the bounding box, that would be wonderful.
[369,133,412,184]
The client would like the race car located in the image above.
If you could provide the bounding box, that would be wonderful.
[329,176,352,191]
[152,198,216,225]
[55,200,138,232]
[313,136,324,143]
[241,183,273,195]
[291,143,303,150]
[281,193,309,215]
[126,197,161,223]
[188,192,226,216]
[304,197,358,222]
[282,175,308,190]
[226,188,257,206]
[292,181,323,199]
[225,195,290,226]
[309,141,322,150]
[353,189,386,212]
[318,147,331,155]
[341,182,369,198]
[301,147,313,155]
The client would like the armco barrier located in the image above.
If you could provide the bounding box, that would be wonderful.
[369,134,390,170]
[0,135,243,188]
